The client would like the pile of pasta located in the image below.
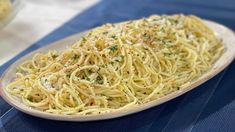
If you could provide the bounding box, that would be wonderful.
[6,14,224,115]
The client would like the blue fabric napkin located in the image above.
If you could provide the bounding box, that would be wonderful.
[0,0,235,131]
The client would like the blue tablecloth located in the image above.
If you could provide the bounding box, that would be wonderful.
[0,0,235,131]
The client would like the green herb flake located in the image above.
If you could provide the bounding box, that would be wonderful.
[162,41,166,44]
[99,64,106,68]
[103,31,108,35]
[110,61,114,65]
[85,76,90,81]
[73,55,79,60]
[111,35,118,40]
[177,87,180,90]
[82,37,87,42]
[28,97,33,102]
[109,45,118,52]
[96,76,103,84]
[66,74,71,78]
[160,27,165,32]
[52,54,58,59]
[143,33,148,37]
[88,70,92,74]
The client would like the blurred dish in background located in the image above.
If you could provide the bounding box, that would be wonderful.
[0,0,21,29]
[0,0,12,21]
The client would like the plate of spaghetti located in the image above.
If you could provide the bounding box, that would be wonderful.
[1,14,235,121]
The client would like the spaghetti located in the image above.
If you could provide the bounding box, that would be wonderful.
[6,14,224,115]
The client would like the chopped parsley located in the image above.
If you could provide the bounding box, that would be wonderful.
[82,37,87,42]
[143,33,147,37]
[96,76,103,84]
[52,54,58,59]
[160,27,165,32]
[85,76,90,81]
[99,64,107,68]
[109,45,118,52]
[110,61,114,65]
[88,70,92,73]
[73,55,79,60]
[111,35,118,40]
[162,40,166,44]
[177,86,180,90]
[28,97,33,102]
[103,31,108,35]
[66,74,71,78]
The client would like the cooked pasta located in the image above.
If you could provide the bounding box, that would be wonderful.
[6,14,224,115]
